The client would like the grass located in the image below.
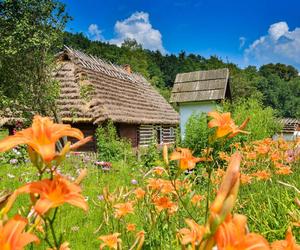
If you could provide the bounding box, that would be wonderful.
[0,129,8,140]
[0,153,299,249]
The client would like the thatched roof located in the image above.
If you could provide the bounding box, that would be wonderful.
[55,46,179,125]
[279,118,300,133]
[170,68,231,103]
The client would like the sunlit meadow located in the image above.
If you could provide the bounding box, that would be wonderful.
[0,113,299,249]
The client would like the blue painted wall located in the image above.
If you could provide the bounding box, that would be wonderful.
[179,101,217,139]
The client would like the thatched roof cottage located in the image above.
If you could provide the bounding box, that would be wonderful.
[54,46,179,149]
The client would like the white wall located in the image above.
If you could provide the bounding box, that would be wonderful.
[179,101,217,139]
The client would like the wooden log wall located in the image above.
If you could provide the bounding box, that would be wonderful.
[138,124,176,146]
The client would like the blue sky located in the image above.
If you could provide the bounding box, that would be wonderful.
[61,0,300,69]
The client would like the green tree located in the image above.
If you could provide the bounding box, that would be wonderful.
[0,0,70,120]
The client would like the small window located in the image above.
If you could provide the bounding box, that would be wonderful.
[170,127,175,137]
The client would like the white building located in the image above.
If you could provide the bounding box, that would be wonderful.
[170,68,231,139]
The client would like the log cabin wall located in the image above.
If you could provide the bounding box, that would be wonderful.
[67,123,97,151]
[117,123,138,147]
[138,124,176,146]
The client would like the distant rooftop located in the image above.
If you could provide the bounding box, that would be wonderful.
[170,68,231,103]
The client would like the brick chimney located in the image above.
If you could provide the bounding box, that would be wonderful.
[123,64,132,74]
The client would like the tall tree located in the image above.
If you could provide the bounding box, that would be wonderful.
[0,0,70,120]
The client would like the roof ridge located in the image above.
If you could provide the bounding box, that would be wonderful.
[63,45,141,83]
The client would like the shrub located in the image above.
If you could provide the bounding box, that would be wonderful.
[182,112,210,155]
[0,145,28,165]
[223,95,281,141]
[95,121,134,162]
[140,139,161,168]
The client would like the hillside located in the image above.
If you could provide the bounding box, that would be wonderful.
[63,32,300,118]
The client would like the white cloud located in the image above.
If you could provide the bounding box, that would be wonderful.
[88,24,103,41]
[109,11,166,53]
[239,36,246,49]
[244,21,300,69]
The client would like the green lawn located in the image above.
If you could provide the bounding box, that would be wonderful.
[0,154,299,249]
[0,129,8,140]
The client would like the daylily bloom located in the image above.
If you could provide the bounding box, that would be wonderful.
[178,219,206,248]
[214,214,270,250]
[99,233,122,250]
[0,215,39,249]
[48,242,70,250]
[275,167,292,175]
[126,223,136,232]
[8,174,88,215]
[170,148,204,170]
[130,231,145,250]
[113,202,134,218]
[271,228,300,250]
[191,194,204,205]
[210,152,241,218]
[240,174,252,185]
[134,188,146,200]
[0,115,91,163]
[208,111,249,139]
[252,170,271,181]
[153,196,178,214]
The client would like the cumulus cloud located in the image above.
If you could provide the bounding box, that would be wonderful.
[88,24,103,41]
[244,21,300,69]
[239,36,246,49]
[109,11,166,53]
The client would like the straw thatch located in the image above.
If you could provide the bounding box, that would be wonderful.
[55,46,179,125]
[279,118,300,133]
[170,68,231,103]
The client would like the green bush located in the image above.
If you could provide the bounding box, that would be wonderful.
[0,145,28,164]
[182,113,210,155]
[223,95,281,141]
[95,121,134,162]
[140,139,161,168]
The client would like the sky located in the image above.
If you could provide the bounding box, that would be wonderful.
[61,0,300,69]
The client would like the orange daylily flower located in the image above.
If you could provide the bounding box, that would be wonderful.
[99,233,122,250]
[126,223,136,232]
[191,194,204,205]
[48,242,70,250]
[0,115,91,163]
[240,174,252,185]
[246,152,257,160]
[275,167,293,175]
[178,219,206,248]
[210,152,241,217]
[130,231,145,250]
[134,188,146,200]
[0,215,39,250]
[208,111,250,139]
[153,196,178,214]
[214,214,270,250]
[152,167,166,176]
[9,174,88,215]
[170,148,204,170]
[252,170,271,181]
[271,228,300,250]
[113,202,134,218]
[147,178,164,191]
